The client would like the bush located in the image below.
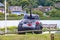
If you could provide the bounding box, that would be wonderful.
[47,9,60,17]
[32,10,43,17]
[20,14,24,16]
[7,26,17,30]
[8,14,18,17]
[0,26,17,33]
[57,28,60,30]
[24,8,29,13]
[0,28,5,32]
[43,28,48,32]
[7,26,17,33]
[0,12,5,17]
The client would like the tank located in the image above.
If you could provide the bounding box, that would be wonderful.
[18,7,43,34]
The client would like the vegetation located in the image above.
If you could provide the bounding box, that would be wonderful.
[47,9,60,17]
[0,26,17,33]
[57,28,60,30]
[0,34,60,40]
[0,15,60,20]
[0,16,60,20]
[54,34,60,40]
[42,28,48,31]
[1,0,60,7]
[32,10,43,17]
[40,17,60,20]
[0,28,5,32]
[0,34,50,40]
[0,26,60,33]
[0,0,4,3]
[0,12,5,17]
[7,26,17,30]
[0,0,60,20]
[7,15,23,20]
[8,14,18,17]
[0,12,24,20]
[6,0,60,6]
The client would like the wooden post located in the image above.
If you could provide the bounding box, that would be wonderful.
[51,33,54,40]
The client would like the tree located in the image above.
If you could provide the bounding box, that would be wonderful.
[32,10,43,17]
[37,0,56,6]
[20,0,38,9]
[7,0,21,6]
[28,0,38,8]
[20,0,29,9]
[0,0,4,3]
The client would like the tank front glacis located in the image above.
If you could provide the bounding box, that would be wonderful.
[18,14,43,34]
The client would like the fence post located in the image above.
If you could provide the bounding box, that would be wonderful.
[50,33,54,40]
[32,31,34,34]
[49,29,50,34]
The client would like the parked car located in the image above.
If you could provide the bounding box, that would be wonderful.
[18,14,43,34]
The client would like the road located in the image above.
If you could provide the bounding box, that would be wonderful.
[0,20,60,28]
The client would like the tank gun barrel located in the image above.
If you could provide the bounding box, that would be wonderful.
[29,4,32,19]
[30,8,32,19]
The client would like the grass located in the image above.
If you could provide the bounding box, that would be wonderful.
[54,34,60,40]
[0,34,60,40]
[0,16,60,20]
[0,16,23,20]
[7,16,23,20]
[0,34,50,40]
[40,17,60,20]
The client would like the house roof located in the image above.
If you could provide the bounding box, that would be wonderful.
[33,6,52,12]
[9,6,23,11]
[0,2,4,6]
[54,2,60,8]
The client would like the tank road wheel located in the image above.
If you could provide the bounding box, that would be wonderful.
[18,23,25,34]
[34,25,43,34]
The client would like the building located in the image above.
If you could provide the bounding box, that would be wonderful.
[33,6,52,16]
[9,6,26,15]
[0,2,4,13]
[54,2,60,9]
[33,6,52,13]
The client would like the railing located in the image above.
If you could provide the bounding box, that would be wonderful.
[16,30,60,40]
[1,30,60,34]
[17,30,60,33]
[0,30,60,40]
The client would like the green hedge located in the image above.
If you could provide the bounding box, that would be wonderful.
[0,12,5,17]
[0,28,5,32]
[40,17,60,20]
[7,26,17,30]
[0,26,17,33]
[42,28,48,32]
[8,14,18,17]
